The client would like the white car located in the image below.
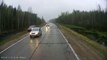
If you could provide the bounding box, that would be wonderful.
[29,27,42,38]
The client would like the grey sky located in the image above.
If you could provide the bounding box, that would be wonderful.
[3,0,106,20]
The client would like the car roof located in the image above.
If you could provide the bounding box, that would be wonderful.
[32,27,40,29]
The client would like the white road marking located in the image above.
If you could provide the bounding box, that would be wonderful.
[58,29,80,60]
[0,26,45,54]
[0,34,28,54]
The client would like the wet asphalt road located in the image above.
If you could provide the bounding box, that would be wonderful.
[0,23,78,60]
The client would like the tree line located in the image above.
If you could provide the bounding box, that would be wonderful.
[0,2,45,34]
[56,10,107,31]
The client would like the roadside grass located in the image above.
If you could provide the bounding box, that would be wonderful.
[0,31,27,46]
[60,25,107,60]
[65,24,107,45]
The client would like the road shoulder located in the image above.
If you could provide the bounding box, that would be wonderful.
[0,31,27,53]
[59,25,105,60]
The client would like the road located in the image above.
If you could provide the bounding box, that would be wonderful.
[0,23,79,60]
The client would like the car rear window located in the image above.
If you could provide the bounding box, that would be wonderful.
[32,28,39,31]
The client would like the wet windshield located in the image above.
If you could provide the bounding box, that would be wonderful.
[0,0,107,60]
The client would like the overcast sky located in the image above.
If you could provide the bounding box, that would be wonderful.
[3,0,106,20]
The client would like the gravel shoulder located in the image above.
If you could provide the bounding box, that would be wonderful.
[59,25,106,60]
